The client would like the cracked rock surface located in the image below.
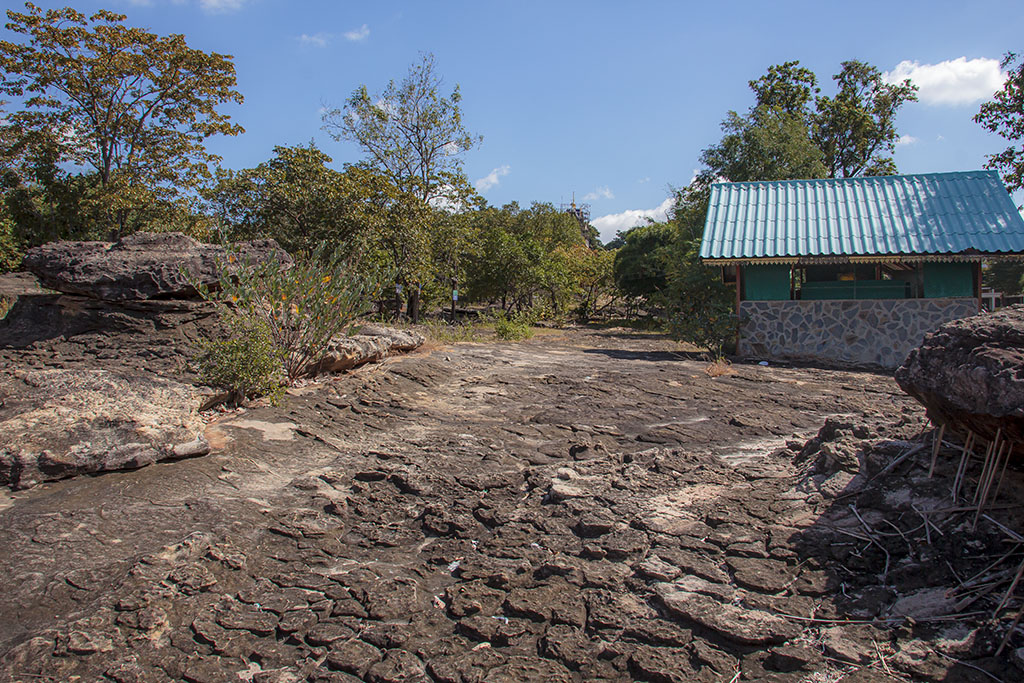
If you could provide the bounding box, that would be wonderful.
[0,326,1019,681]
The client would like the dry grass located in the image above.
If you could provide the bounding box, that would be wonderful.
[705,358,737,378]
[0,295,11,320]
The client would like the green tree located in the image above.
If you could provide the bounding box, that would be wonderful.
[206,143,379,255]
[811,60,918,178]
[612,222,675,302]
[663,237,737,359]
[748,60,818,117]
[701,106,827,182]
[321,52,480,204]
[0,3,243,237]
[0,200,21,271]
[975,52,1024,199]
[565,243,616,320]
[322,53,482,321]
[465,202,582,313]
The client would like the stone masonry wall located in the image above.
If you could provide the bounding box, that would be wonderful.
[739,298,980,369]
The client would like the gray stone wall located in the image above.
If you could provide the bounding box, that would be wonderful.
[738,298,980,369]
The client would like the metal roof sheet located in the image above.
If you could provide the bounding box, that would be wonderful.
[699,171,1024,261]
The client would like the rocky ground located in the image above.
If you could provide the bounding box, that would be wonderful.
[1,320,1023,682]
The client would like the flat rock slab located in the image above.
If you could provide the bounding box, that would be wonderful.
[23,232,289,301]
[654,583,802,646]
[0,367,207,489]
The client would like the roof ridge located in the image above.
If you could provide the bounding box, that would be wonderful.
[710,170,996,188]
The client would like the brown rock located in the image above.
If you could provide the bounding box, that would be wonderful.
[655,583,801,646]
[23,232,290,301]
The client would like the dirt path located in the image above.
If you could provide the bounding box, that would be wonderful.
[0,328,1011,681]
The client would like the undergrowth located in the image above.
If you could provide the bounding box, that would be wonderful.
[421,318,482,343]
[195,314,286,405]
[484,309,537,341]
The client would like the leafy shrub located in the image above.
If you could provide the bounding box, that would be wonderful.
[0,209,23,273]
[196,315,285,404]
[192,243,386,383]
[663,240,738,360]
[486,308,536,341]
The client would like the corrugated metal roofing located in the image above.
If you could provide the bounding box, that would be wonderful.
[699,170,1024,262]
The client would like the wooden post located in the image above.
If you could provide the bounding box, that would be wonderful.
[734,265,743,354]
[976,261,983,312]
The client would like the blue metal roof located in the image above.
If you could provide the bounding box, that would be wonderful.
[700,170,1024,262]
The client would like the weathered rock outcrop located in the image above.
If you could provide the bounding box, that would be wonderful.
[0,367,209,489]
[895,305,1024,443]
[303,324,426,376]
[23,232,290,301]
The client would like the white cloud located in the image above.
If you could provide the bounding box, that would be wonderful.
[299,33,331,48]
[883,57,1005,106]
[199,0,246,13]
[592,197,674,244]
[344,24,370,41]
[583,186,614,201]
[474,165,510,192]
[637,177,651,184]
[896,135,918,146]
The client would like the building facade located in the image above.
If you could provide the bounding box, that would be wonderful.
[700,171,1024,368]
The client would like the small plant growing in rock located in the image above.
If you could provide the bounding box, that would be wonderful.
[196,314,285,405]
[192,243,385,384]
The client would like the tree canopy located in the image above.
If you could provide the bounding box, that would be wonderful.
[321,53,480,204]
[811,61,918,178]
[205,143,379,255]
[975,52,1024,200]
[703,60,917,185]
[0,3,243,236]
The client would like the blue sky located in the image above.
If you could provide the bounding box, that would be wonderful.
[14,0,1024,243]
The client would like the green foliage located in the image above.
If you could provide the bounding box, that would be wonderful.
[464,202,583,313]
[983,260,1024,296]
[206,143,376,254]
[0,3,243,237]
[663,238,737,360]
[566,243,616,320]
[486,308,536,341]
[975,52,1024,200]
[0,203,22,272]
[193,244,385,383]
[701,106,827,182]
[196,314,285,405]
[748,61,819,117]
[322,52,481,204]
[612,222,675,300]
[811,61,918,178]
[704,59,917,184]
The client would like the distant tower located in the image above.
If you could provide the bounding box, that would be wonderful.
[560,193,593,245]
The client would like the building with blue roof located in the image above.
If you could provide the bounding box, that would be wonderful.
[700,170,1024,368]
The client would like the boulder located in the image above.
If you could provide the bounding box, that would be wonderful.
[303,326,425,377]
[895,305,1024,444]
[22,232,290,301]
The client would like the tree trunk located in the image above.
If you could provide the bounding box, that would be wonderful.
[408,287,420,324]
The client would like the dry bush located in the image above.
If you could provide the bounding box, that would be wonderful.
[705,358,736,378]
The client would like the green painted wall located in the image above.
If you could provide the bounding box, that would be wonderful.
[743,264,791,300]
[923,262,974,298]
